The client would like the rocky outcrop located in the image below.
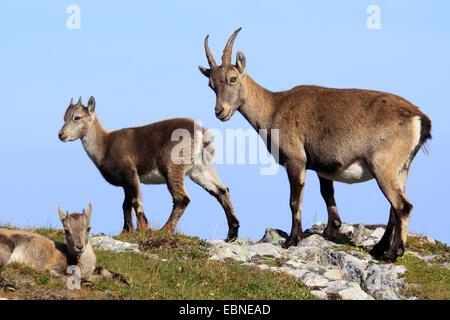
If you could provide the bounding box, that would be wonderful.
[208,222,447,300]
[90,234,140,253]
[39,225,444,301]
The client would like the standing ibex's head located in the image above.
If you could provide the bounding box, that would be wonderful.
[199,28,246,122]
[58,203,92,255]
[58,96,96,142]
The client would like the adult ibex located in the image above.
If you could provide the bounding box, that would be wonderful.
[0,204,126,291]
[198,28,432,261]
[58,97,239,241]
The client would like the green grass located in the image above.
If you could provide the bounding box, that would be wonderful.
[397,253,450,300]
[2,224,448,300]
[395,236,450,300]
[0,226,314,300]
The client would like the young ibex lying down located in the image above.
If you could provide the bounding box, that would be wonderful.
[0,204,126,291]
[199,28,432,261]
[58,97,239,241]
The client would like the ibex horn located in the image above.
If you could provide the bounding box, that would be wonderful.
[77,96,82,106]
[204,35,217,69]
[221,27,242,66]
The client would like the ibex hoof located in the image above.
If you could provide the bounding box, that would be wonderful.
[225,236,237,243]
[282,235,303,249]
[136,225,149,232]
[119,228,134,236]
[369,243,389,259]
[323,220,342,241]
[0,278,17,292]
[81,280,94,289]
[160,225,175,234]
[382,252,398,263]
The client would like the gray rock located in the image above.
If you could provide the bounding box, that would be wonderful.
[205,222,441,300]
[340,224,355,236]
[297,234,336,249]
[300,272,330,287]
[337,284,374,300]
[364,263,407,300]
[304,222,326,235]
[234,238,256,246]
[323,268,345,281]
[259,228,288,246]
[351,224,368,244]
[324,281,374,300]
[90,235,140,253]
[310,290,328,299]
[145,253,160,260]
[249,243,283,259]
[209,243,247,262]
[370,227,386,239]
[319,249,368,284]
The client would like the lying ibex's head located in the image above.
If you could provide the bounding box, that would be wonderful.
[58,96,96,142]
[58,203,92,255]
[199,28,246,122]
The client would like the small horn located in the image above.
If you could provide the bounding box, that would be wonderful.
[222,27,242,65]
[70,97,73,106]
[204,35,217,69]
[77,96,82,106]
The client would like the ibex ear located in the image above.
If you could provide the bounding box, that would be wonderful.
[236,51,246,74]
[198,66,211,78]
[84,203,92,220]
[58,206,67,222]
[87,96,96,113]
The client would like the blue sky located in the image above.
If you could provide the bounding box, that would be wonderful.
[0,1,449,244]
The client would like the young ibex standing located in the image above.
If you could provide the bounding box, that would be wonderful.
[58,97,239,241]
[199,28,432,261]
[0,204,125,291]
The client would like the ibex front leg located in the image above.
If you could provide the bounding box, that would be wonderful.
[283,160,306,248]
[318,176,342,240]
[122,169,149,233]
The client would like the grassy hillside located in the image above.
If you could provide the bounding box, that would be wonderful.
[0,225,448,300]
[0,227,314,300]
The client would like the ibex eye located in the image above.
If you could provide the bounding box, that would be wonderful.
[230,77,237,83]
[74,116,81,121]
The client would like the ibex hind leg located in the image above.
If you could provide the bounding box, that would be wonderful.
[371,163,411,262]
[0,244,16,292]
[161,166,191,233]
[188,165,240,242]
[369,207,396,258]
